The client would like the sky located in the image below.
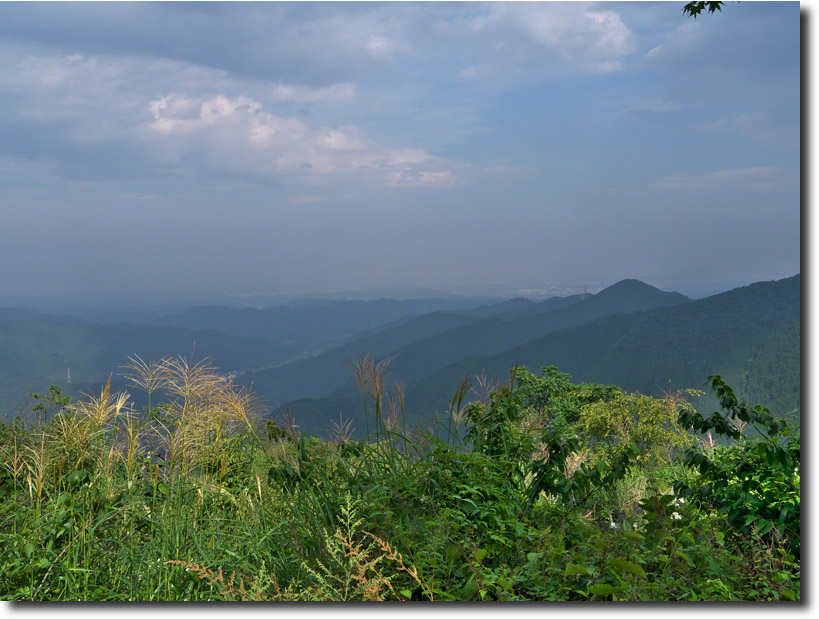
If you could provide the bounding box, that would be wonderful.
[0,1,801,306]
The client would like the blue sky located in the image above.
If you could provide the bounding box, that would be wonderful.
[0,1,801,305]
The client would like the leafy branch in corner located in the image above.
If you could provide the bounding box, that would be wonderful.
[683,2,725,19]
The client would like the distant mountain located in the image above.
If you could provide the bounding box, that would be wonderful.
[276,275,798,437]
[334,279,688,391]
[152,297,500,352]
[249,279,690,418]
[457,297,538,319]
[237,311,486,405]
[0,296,506,420]
[493,293,587,320]
[0,315,295,421]
[0,307,46,322]
[405,274,800,427]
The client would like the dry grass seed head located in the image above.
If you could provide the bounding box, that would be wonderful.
[70,377,130,432]
[163,356,224,408]
[53,409,102,468]
[471,371,499,405]
[0,436,25,481]
[122,354,171,395]
[330,413,355,444]
[220,384,264,438]
[346,352,391,404]
[24,433,49,505]
[277,410,300,439]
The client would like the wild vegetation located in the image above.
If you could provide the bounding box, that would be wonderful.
[0,355,799,601]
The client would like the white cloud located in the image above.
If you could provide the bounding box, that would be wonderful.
[0,43,453,187]
[317,128,369,152]
[454,2,635,79]
[366,35,395,58]
[145,93,453,185]
[388,169,455,187]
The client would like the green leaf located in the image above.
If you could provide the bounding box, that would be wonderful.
[607,557,647,579]
[587,583,619,597]
[23,543,34,559]
[446,544,460,562]
[564,563,592,577]
[756,519,774,536]
[674,550,694,567]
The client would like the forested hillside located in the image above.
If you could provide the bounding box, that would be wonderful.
[277,276,799,436]
[240,279,689,409]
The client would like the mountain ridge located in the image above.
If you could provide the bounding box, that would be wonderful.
[242,278,690,409]
[274,275,799,436]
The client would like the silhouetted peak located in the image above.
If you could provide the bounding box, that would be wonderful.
[585,279,689,314]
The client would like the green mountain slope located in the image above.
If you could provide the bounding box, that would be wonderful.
[278,275,799,436]
[237,311,484,406]
[241,280,688,409]
[368,280,689,390]
[410,274,800,425]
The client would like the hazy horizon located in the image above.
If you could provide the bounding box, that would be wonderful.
[0,2,800,308]
[0,273,796,318]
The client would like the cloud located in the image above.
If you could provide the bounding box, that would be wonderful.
[366,35,397,59]
[649,166,791,192]
[0,2,400,85]
[0,41,453,187]
[144,93,454,186]
[389,169,456,187]
[453,2,636,79]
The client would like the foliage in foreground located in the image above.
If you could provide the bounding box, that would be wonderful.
[0,356,800,601]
